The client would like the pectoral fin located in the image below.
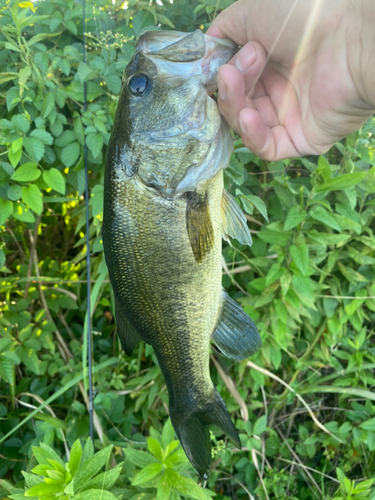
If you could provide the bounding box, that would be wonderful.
[221,190,252,246]
[115,306,141,356]
[186,192,214,264]
[212,291,261,360]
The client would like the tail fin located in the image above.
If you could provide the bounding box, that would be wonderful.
[170,389,240,477]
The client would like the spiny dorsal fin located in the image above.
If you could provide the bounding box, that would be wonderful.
[221,190,252,246]
[186,192,214,264]
[115,305,141,356]
[211,291,261,360]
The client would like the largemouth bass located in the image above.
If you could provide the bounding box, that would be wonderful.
[103,29,262,477]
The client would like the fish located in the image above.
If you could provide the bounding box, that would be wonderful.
[102,29,262,477]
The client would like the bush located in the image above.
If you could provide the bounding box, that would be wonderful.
[0,0,375,499]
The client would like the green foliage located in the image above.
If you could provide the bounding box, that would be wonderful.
[0,440,122,499]
[1,0,375,499]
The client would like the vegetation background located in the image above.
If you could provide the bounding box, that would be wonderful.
[0,0,375,498]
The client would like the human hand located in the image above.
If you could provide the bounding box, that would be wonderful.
[207,0,375,161]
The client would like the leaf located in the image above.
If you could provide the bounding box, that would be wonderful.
[162,418,175,449]
[284,206,306,231]
[11,114,30,133]
[21,185,43,215]
[23,137,45,162]
[132,463,163,486]
[7,185,22,201]
[360,418,375,431]
[147,437,163,461]
[73,445,113,491]
[25,482,62,497]
[245,194,268,221]
[43,169,65,194]
[64,81,105,102]
[68,439,82,477]
[253,415,267,435]
[13,202,35,223]
[0,72,19,85]
[166,469,212,500]
[42,93,55,119]
[290,244,309,275]
[86,133,103,158]
[309,206,341,231]
[30,129,53,145]
[11,163,41,182]
[74,490,118,500]
[0,199,13,225]
[0,355,15,383]
[61,142,81,168]
[83,462,123,491]
[123,449,160,468]
[315,173,367,192]
[28,31,62,46]
[157,473,172,500]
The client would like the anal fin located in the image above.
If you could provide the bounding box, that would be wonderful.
[212,291,261,360]
[115,306,141,356]
[221,190,252,246]
[186,191,214,264]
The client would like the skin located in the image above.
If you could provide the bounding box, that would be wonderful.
[207,0,375,161]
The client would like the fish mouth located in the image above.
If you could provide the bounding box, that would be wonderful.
[200,35,238,95]
[138,29,238,95]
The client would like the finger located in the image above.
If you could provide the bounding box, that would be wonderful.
[206,0,250,45]
[217,64,248,134]
[252,95,279,128]
[239,107,303,160]
[230,41,267,97]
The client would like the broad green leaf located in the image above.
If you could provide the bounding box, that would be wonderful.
[64,81,105,102]
[132,463,163,486]
[61,141,80,168]
[253,415,267,435]
[28,32,62,46]
[0,72,19,85]
[246,194,268,221]
[309,206,341,231]
[360,418,375,431]
[86,133,103,158]
[284,206,306,231]
[43,168,65,194]
[123,449,160,468]
[11,114,30,133]
[30,129,53,145]
[22,185,43,215]
[12,202,35,223]
[166,469,213,499]
[290,244,309,275]
[157,472,171,500]
[7,185,22,201]
[315,172,366,192]
[0,199,13,225]
[11,163,41,182]
[23,137,44,162]
[8,147,22,168]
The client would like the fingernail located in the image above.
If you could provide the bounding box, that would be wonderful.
[217,76,227,100]
[239,117,247,136]
[235,45,256,72]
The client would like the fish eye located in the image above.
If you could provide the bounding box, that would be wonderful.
[128,74,149,96]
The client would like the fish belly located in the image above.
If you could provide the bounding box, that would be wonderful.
[103,171,223,406]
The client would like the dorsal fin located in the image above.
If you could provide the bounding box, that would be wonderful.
[186,191,214,264]
[221,190,252,246]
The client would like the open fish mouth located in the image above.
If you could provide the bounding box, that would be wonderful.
[137,29,238,94]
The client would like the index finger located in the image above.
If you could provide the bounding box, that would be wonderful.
[206,0,249,46]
